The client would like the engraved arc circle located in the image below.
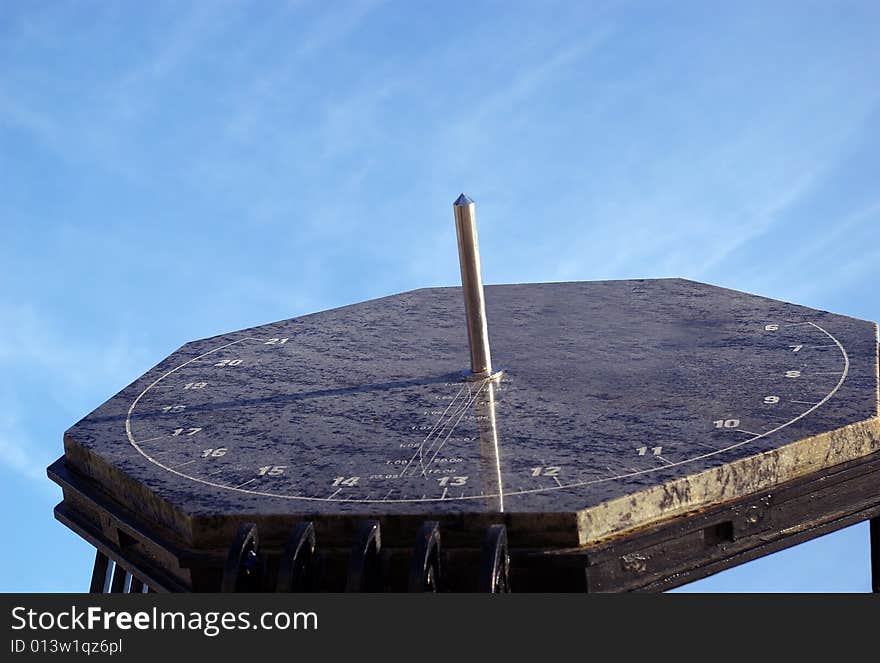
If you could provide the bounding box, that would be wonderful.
[126,321,850,503]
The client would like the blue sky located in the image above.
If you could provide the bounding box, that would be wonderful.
[2,1,879,592]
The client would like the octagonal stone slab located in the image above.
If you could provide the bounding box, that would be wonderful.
[58,279,880,548]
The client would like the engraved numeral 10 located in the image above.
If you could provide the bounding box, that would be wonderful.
[713,419,740,429]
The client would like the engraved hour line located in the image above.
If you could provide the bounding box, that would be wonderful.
[126,322,848,503]
[420,380,490,476]
[417,381,479,468]
[395,381,469,479]
[417,379,486,472]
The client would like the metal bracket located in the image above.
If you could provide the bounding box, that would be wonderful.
[346,520,384,592]
[222,523,262,592]
[479,524,511,592]
[276,521,317,592]
[408,521,442,592]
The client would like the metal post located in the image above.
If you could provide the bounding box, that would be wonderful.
[871,517,879,593]
[453,193,497,378]
[109,562,127,593]
[89,550,111,593]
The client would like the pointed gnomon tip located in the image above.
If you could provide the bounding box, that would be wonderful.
[453,193,474,206]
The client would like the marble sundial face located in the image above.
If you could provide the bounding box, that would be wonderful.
[63,279,879,546]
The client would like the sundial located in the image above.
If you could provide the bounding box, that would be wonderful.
[49,195,880,592]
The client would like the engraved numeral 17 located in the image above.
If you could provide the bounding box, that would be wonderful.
[172,427,202,436]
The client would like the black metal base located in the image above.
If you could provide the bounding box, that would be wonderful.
[54,450,880,593]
